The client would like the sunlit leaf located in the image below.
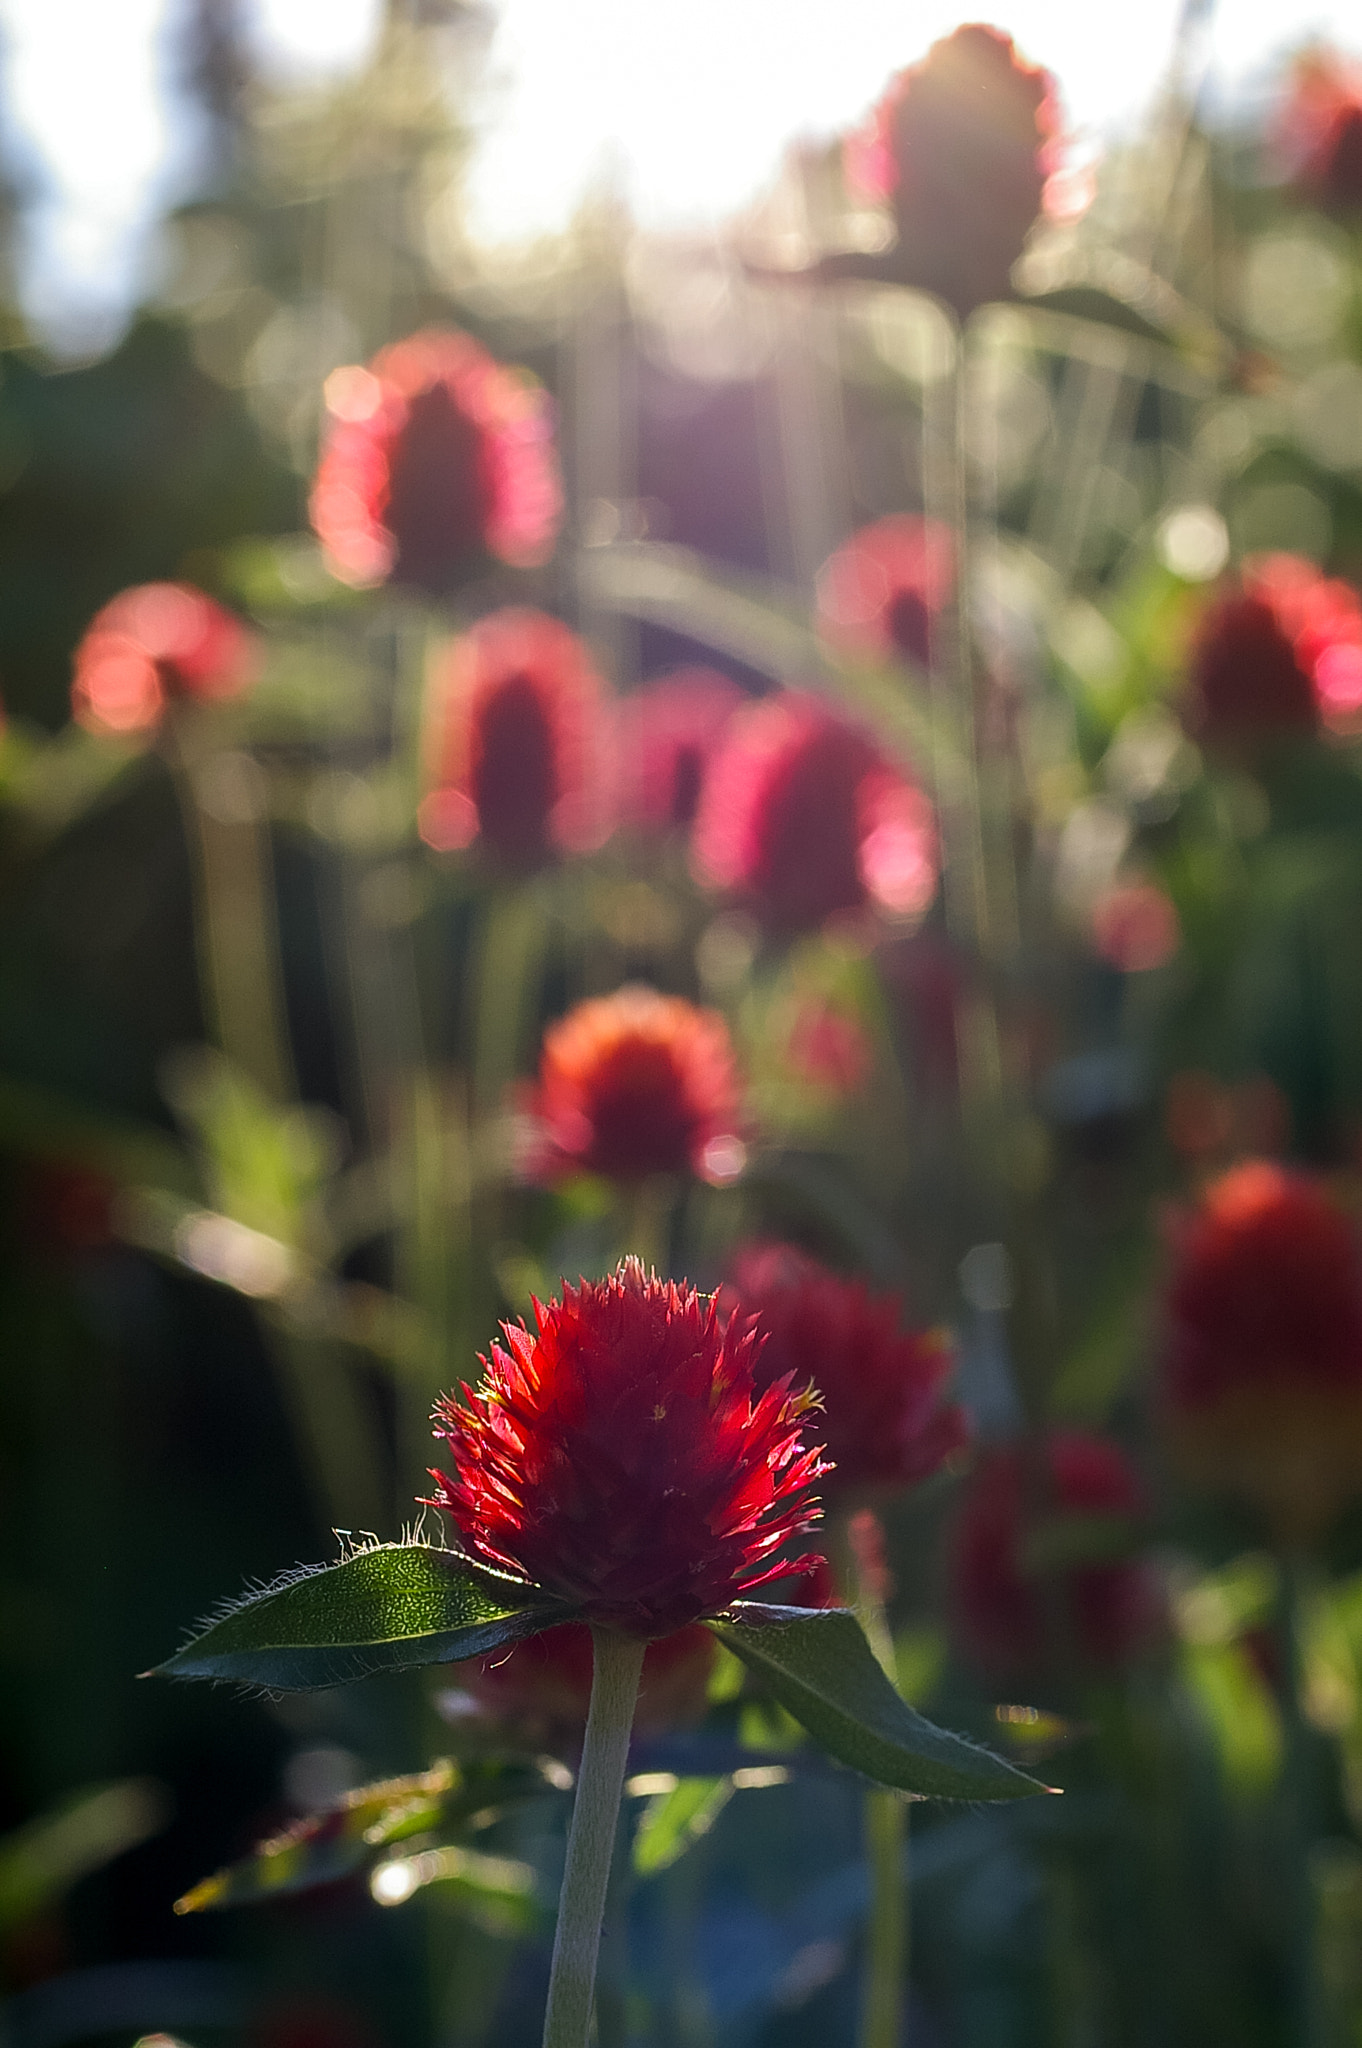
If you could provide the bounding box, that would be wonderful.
[632,1776,732,1877]
[0,1780,169,1928]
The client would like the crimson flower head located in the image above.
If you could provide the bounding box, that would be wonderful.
[462,1622,715,1738]
[420,608,610,869]
[691,692,937,936]
[1186,554,1362,744]
[726,1242,966,1500]
[950,1432,1162,1678]
[618,669,743,833]
[847,24,1060,320]
[1161,1160,1362,1541]
[310,328,562,595]
[816,517,954,671]
[525,984,743,1186]
[429,1261,828,1638]
[1275,48,1362,214]
[72,583,257,734]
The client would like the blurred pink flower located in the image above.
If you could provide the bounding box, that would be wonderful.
[1276,47,1362,213]
[72,583,257,734]
[816,516,954,670]
[618,668,743,832]
[1186,554,1362,742]
[1090,880,1181,973]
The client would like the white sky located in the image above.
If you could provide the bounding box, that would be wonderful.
[0,0,1359,349]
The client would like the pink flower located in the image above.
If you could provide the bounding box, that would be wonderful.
[1186,554,1362,743]
[1090,881,1181,973]
[71,584,257,734]
[1275,48,1362,214]
[618,669,743,832]
[816,517,954,670]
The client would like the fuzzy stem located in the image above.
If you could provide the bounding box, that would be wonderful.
[542,1627,647,2048]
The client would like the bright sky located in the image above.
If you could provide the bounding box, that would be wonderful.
[0,0,1359,349]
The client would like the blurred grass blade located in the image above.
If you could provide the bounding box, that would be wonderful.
[152,1544,569,1689]
[0,1780,169,1929]
[632,1775,732,1877]
[709,1606,1048,1801]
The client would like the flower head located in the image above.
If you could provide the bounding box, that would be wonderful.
[429,1261,827,1638]
[1275,48,1362,214]
[816,517,954,670]
[618,669,743,832]
[950,1432,1161,1678]
[1161,1161,1362,1540]
[847,24,1060,320]
[462,1622,715,1737]
[692,692,937,936]
[1186,554,1362,744]
[420,608,609,869]
[71,583,257,734]
[310,329,562,595]
[1089,880,1181,973]
[725,1242,966,1500]
[525,985,743,1185]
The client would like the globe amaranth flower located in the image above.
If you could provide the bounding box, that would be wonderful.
[1161,1160,1362,1542]
[816,517,954,671]
[950,1432,1162,1678]
[846,24,1060,321]
[725,1242,966,1500]
[691,692,937,936]
[71,583,258,735]
[310,328,562,595]
[1275,48,1362,214]
[461,1622,715,1738]
[618,669,743,833]
[525,984,744,1186]
[429,1261,828,1638]
[420,608,610,869]
[1186,554,1362,744]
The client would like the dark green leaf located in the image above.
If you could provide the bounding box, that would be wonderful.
[707,1606,1048,1801]
[152,1543,569,1690]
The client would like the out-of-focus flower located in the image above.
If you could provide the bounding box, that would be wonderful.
[816,517,954,670]
[783,995,874,1097]
[1164,1071,1289,1166]
[846,24,1060,320]
[1089,880,1181,973]
[725,1242,966,1500]
[1185,555,1362,744]
[420,608,609,869]
[1275,47,1362,214]
[950,1432,1161,1677]
[71,584,257,735]
[524,984,744,1185]
[618,669,743,833]
[310,329,562,594]
[692,692,937,936]
[429,1261,827,1638]
[464,1622,715,1736]
[1161,1161,1362,1541]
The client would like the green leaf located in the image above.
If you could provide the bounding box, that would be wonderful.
[0,1780,168,1929]
[632,1776,732,1877]
[175,1755,560,1914]
[152,1544,569,1690]
[707,1606,1048,1801]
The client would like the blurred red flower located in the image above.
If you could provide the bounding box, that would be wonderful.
[1276,48,1362,213]
[71,583,257,735]
[692,692,937,936]
[725,1242,966,1500]
[950,1432,1161,1677]
[420,608,609,869]
[1090,880,1181,973]
[1161,1160,1362,1540]
[525,984,743,1185]
[618,669,743,832]
[430,1261,828,1637]
[783,996,874,1097]
[1186,554,1362,743]
[816,516,954,670]
[464,1621,715,1736]
[310,328,562,594]
[846,24,1060,320]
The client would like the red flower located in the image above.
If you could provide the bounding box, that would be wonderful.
[71,583,257,734]
[816,517,954,670]
[725,1242,966,1499]
[464,1622,715,1736]
[525,984,744,1185]
[1161,1161,1362,1539]
[618,669,743,832]
[847,24,1060,320]
[309,329,562,594]
[420,608,609,869]
[1186,554,1362,743]
[1276,48,1362,214]
[429,1261,828,1638]
[1089,880,1180,973]
[691,692,937,935]
[950,1432,1161,1677]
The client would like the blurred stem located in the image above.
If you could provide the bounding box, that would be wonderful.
[264,1323,390,1541]
[471,878,548,1124]
[1278,1547,1324,2048]
[617,1176,673,1276]
[542,1628,646,2048]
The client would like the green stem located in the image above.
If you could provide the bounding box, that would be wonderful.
[542,1627,647,2048]
[1278,1548,1323,2048]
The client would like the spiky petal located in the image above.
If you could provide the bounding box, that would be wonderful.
[430,1262,827,1638]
